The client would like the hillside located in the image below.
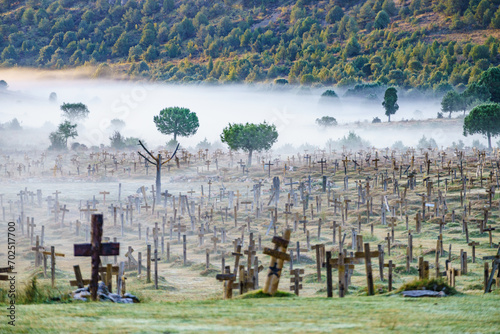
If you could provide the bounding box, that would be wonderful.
[0,0,499,90]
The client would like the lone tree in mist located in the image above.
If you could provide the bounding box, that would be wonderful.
[137,140,178,200]
[49,121,78,150]
[441,91,463,118]
[463,103,500,150]
[382,87,399,122]
[316,116,337,127]
[220,122,278,166]
[61,102,90,122]
[154,107,199,143]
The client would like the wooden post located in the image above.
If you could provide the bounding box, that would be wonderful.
[90,214,103,301]
[326,251,332,298]
[183,235,187,265]
[364,243,375,296]
[147,244,151,283]
[51,246,55,288]
[388,260,393,291]
[154,248,158,289]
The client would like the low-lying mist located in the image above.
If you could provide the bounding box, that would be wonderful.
[0,70,488,151]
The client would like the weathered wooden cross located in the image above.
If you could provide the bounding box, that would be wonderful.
[73,214,120,300]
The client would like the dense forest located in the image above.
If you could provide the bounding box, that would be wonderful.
[1,0,499,91]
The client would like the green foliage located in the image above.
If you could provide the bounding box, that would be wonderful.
[463,103,500,149]
[462,82,491,108]
[382,87,399,122]
[316,116,337,127]
[238,289,295,299]
[417,135,438,149]
[344,36,361,58]
[49,120,78,150]
[60,102,89,121]
[374,10,390,29]
[153,107,199,141]
[326,6,344,24]
[0,0,498,89]
[441,90,465,117]
[220,122,278,166]
[109,130,125,149]
[478,67,500,103]
[0,79,7,89]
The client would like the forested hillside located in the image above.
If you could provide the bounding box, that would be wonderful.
[1,0,499,90]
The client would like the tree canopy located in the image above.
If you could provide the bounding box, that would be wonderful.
[220,122,278,166]
[478,67,500,103]
[316,116,337,127]
[49,120,78,150]
[463,103,500,149]
[60,102,90,121]
[382,87,399,122]
[441,91,463,117]
[153,106,199,142]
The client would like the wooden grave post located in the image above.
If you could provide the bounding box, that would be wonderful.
[262,229,292,296]
[290,268,304,296]
[73,214,120,301]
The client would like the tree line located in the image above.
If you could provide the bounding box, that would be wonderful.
[0,0,499,90]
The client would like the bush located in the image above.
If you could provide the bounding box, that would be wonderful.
[397,278,458,295]
[437,112,444,119]
[372,117,382,123]
[316,116,337,127]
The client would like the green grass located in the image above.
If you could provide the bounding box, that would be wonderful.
[398,278,458,295]
[2,295,500,333]
[238,289,295,299]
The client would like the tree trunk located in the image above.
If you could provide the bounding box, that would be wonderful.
[248,150,253,167]
[156,154,162,200]
[388,114,391,122]
[449,111,452,118]
[173,133,177,142]
[488,133,492,150]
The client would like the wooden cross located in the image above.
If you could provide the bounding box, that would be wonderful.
[354,243,380,296]
[211,236,221,252]
[384,260,395,291]
[98,264,119,292]
[216,266,236,299]
[484,225,496,248]
[468,241,480,263]
[263,230,292,296]
[312,243,325,282]
[265,160,273,178]
[70,265,91,288]
[316,158,327,175]
[232,244,243,276]
[100,191,110,205]
[330,253,359,297]
[483,246,500,293]
[290,268,304,296]
[73,214,120,301]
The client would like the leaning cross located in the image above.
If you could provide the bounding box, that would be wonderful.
[262,229,292,296]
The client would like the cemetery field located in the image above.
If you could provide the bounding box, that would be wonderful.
[3,294,500,333]
[1,145,500,333]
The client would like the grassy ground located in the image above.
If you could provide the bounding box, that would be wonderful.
[1,294,500,333]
